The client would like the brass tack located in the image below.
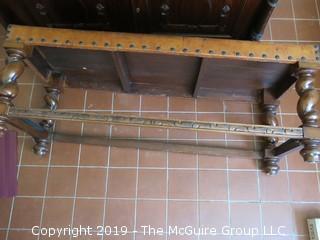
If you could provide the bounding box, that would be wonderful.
[195,49,201,53]
[182,48,188,52]
[262,54,267,58]
[65,40,70,44]
[129,44,135,48]
[208,50,214,54]
[41,38,46,42]
[249,53,254,57]
[170,47,176,51]
[92,41,97,45]
[78,41,83,44]
[275,55,280,59]
[142,45,147,49]
[221,51,226,55]
[29,37,34,42]
[53,39,58,43]
[156,46,161,50]
[116,43,122,48]
[235,52,240,56]
[16,37,21,42]
[104,42,109,47]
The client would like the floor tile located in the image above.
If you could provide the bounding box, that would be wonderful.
[105,199,135,230]
[10,197,42,228]
[59,88,85,109]
[86,89,112,110]
[114,92,140,111]
[262,203,293,235]
[289,172,320,202]
[110,147,137,167]
[0,198,12,228]
[168,152,197,168]
[136,200,166,228]
[76,168,106,197]
[46,167,77,196]
[199,202,229,233]
[138,169,166,198]
[80,144,108,166]
[272,0,293,18]
[73,199,104,227]
[17,166,47,196]
[292,0,318,18]
[229,171,259,201]
[107,169,137,198]
[259,172,290,201]
[141,95,167,111]
[230,203,261,230]
[198,170,228,200]
[50,142,80,165]
[42,198,74,228]
[168,200,197,227]
[169,97,195,112]
[7,230,37,240]
[168,170,197,199]
[270,20,296,40]
[139,150,167,168]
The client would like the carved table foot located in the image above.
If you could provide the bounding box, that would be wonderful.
[296,68,320,163]
[0,49,25,135]
[32,74,61,156]
[261,99,280,175]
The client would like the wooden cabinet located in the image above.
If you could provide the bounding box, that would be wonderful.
[0,0,277,39]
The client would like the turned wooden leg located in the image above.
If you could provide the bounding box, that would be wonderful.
[33,73,61,156]
[261,103,280,175]
[296,69,320,163]
[0,49,25,135]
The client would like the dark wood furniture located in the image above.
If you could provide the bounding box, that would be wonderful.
[0,0,277,40]
[1,25,320,176]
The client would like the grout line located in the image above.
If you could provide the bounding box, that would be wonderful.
[101,92,114,239]
[37,77,59,240]
[268,22,273,41]
[69,90,87,240]
[101,146,111,240]
[279,105,296,236]
[222,101,231,240]
[290,0,299,42]
[133,95,142,240]
[14,164,320,173]
[165,96,170,240]
[37,127,55,240]
[8,195,320,204]
[251,103,263,235]
[195,98,200,240]
[314,0,320,22]
[271,17,320,21]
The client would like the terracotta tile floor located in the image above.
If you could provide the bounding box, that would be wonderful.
[1,1,320,240]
